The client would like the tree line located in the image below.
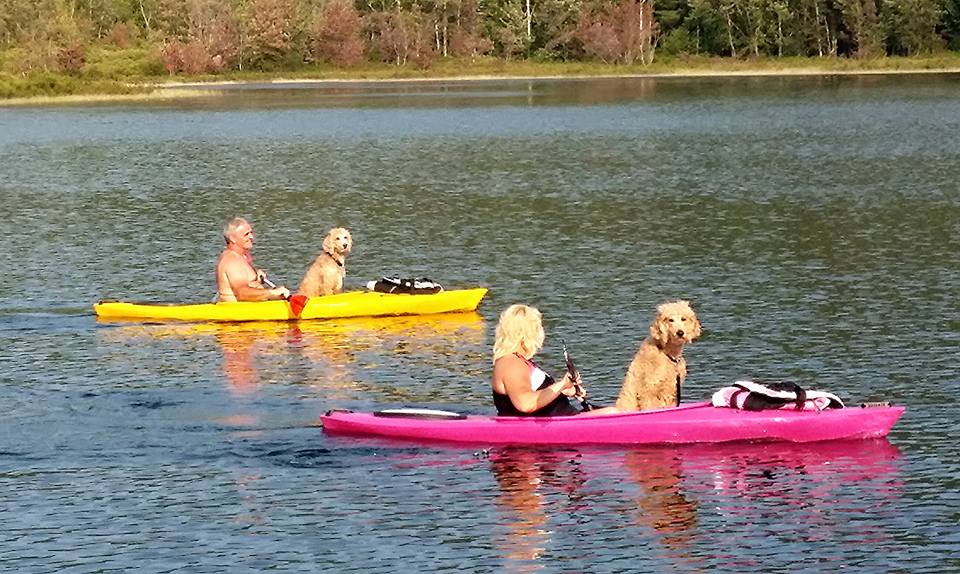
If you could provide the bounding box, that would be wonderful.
[1,0,958,76]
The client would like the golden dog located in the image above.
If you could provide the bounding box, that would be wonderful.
[297,227,352,297]
[616,300,701,411]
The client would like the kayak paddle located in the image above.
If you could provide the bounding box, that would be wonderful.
[263,277,309,318]
[562,339,594,412]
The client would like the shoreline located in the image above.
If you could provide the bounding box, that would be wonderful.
[157,65,960,89]
[4,64,960,107]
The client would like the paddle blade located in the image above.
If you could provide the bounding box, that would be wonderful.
[288,294,309,318]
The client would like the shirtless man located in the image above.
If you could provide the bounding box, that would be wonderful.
[216,217,290,302]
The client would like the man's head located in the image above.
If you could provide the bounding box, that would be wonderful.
[223,217,254,250]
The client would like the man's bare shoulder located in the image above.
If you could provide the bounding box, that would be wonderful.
[217,249,247,269]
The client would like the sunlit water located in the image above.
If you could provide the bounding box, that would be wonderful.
[1,75,958,573]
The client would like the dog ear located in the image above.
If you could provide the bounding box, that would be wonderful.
[690,312,702,340]
[649,314,669,346]
[676,301,701,341]
[322,229,335,254]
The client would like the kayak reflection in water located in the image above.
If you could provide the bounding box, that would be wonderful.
[489,447,589,566]
[491,304,619,417]
[623,449,698,554]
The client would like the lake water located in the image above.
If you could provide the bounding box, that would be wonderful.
[1,75,958,573]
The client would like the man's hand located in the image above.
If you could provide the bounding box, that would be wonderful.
[270,286,291,300]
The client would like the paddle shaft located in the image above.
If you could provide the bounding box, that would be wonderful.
[562,340,594,412]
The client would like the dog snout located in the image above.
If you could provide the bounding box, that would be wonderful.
[676,329,685,338]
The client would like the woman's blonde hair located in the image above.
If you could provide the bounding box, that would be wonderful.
[493,304,545,361]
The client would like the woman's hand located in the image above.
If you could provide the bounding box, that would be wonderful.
[558,372,580,397]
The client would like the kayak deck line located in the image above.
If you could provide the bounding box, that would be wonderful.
[320,402,906,445]
[93,287,488,322]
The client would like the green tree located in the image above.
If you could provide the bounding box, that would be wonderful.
[0,0,39,48]
[795,0,840,56]
[529,0,582,59]
[683,0,732,55]
[71,0,135,38]
[484,0,530,56]
[883,0,944,55]
[835,0,884,57]
[2,0,91,72]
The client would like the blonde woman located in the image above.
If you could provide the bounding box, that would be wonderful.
[492,304,614,417]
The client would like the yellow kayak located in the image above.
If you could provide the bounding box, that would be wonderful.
[94,288,488,322]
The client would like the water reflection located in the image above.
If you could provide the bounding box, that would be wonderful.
[489,447,588,572]
[213,324,265,396]
[624,449,698,553]
[97,312,487,400]
[486,439,901,570]
[684,440,903,538]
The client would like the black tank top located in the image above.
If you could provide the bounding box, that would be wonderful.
[492,356,579,417]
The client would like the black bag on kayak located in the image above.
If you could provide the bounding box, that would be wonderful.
[367,277,444,294]
[738,381,808,411]
[712,380,845,411]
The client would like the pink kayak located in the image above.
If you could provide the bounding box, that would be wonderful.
[320,402,905,445]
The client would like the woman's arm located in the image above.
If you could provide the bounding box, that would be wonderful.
[496,356,575,414]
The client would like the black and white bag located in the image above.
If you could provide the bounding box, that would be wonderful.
[366,277,444,295]
[711,380,845,411]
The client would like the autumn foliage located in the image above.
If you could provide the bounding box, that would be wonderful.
[366,9,437,69]
[311,0,364,67]
[244,0,296,68]
[575,0,657,64]
[1,0,959,82]
[447,0,494,58]
[57,44,87,75]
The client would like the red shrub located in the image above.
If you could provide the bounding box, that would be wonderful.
[243,0,296,68]
[205,14,240,70]
[180,40,210,74]
[108,22,135,49]
[160,40,186,74]
[365,9,437,68]
[57,43,87,75]
[311,0,365,67]
[575,0,657,64]
[448,28,493,58]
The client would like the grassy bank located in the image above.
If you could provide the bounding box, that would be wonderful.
[3,48,960,104]
[154,52,960,84]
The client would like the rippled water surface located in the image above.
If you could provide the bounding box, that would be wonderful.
[1,75,958,573]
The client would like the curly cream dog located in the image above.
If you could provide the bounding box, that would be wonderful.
[297,227,352,297]
[616,300,701,412]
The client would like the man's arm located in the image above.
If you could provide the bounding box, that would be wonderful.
[219,256,288,301]
[235,280,288,302]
